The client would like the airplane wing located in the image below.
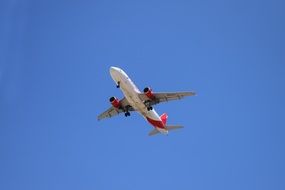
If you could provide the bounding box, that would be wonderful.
[97,98,135,121]
[138,91,196,106]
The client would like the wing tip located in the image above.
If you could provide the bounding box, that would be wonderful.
[97,116,103,121]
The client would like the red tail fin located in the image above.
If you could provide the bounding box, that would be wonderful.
[160,113,168,125]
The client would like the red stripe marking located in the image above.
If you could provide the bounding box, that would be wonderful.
[146,117,165,129]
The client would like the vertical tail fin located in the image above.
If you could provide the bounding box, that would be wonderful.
[160,113,168,125]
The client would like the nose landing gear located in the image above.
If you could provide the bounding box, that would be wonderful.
[116,81,120,88]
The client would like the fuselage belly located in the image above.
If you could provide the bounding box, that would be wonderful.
[110,67,167,134]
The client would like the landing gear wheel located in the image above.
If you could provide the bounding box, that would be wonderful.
[125,112,130,117]
[116,81,120,88]
[147,107,153,111]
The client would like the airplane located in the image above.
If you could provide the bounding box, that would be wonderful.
[97,66,196,136]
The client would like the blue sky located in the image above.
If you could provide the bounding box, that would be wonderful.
[1,0,285,189]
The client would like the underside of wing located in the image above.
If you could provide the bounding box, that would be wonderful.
[138,91,196,106]
[97,97,134,121]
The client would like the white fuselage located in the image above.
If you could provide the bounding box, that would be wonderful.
[109,67,168,134]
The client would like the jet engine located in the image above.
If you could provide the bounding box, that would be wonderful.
[143,87,155,100]
[109,96,121,109]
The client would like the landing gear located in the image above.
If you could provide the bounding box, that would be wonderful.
[116,81,120,88]
[125,112,131,117]
[144,100,153,111]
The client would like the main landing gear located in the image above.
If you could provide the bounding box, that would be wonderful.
[125,112,131,117]
[144,100,153,111]
[147,106,153,111]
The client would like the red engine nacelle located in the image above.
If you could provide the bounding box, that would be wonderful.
[109,96,121,108]
[143,87,155,99]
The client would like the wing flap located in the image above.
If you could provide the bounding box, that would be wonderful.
[97,107,122,121]
[138,91,196,106]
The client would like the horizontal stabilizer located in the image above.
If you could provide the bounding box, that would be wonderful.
[148,126,184,136]
[166,125,184,131]
[148,129,160,136]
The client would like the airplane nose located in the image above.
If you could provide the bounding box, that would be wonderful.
[110,66,120,74]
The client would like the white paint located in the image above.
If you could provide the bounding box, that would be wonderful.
[109,66,163,126]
